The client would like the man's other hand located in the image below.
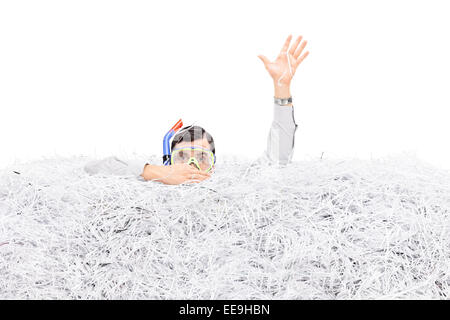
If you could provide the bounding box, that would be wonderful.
[141,163,211,185]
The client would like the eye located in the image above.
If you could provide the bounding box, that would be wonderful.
[199,152,208,161]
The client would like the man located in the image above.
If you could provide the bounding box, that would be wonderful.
[84,34,309,185]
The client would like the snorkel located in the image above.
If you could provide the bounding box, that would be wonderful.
[163,119,183,165]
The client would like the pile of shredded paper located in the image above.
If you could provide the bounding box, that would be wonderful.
[0,154,449,299]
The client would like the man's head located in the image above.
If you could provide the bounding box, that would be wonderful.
[170,125,216,172]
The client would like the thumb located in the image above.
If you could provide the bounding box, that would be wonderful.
[257,55,270,66]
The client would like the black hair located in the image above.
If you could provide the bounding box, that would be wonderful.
[171,125,215,155]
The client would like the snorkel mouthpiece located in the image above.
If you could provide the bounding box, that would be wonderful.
[163,119,183,165]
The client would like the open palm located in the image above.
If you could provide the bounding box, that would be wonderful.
[258,35,309,87]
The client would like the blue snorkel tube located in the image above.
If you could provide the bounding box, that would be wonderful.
[163,119,184,165]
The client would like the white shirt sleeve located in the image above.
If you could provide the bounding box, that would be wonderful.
[258,103,298,166]
[84,156,146,180]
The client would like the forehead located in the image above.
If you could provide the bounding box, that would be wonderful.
[174,136,211,150]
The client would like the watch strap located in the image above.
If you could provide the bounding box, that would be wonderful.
[274,96,293,106]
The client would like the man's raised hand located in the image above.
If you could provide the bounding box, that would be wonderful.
[258,35,309,87]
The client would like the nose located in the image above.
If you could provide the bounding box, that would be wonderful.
[190,162,199,170]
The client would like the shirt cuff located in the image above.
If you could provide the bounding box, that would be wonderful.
[126,159,147,178]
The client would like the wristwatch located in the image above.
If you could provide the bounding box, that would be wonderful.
[274,96,292,106]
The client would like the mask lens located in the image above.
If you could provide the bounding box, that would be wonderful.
[193,150,213,171]
[172,149,190,163]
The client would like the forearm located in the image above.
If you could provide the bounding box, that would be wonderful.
[263,84,298,165]
[141,164,161,181]
[274,83,292,107]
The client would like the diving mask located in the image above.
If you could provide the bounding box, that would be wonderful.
[170,146,215,172]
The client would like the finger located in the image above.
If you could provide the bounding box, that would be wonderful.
[187,174,209,182]
[188,166,204,174]
[199,168,211,175]
[183,164,198,171]
[195,172,211,178]
[293,51,309,70]
[185,178,200,184]
[201,172,212,178]
[196,172,211,179]
[257,55,271,67]
[178,164,191,171]
[187,164,210,175]
[288,35,303,56]
[185,169,205,177]
[279,34,292,54]
[293,40,308,59]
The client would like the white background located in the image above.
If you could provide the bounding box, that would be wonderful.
[1,0,449,170]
